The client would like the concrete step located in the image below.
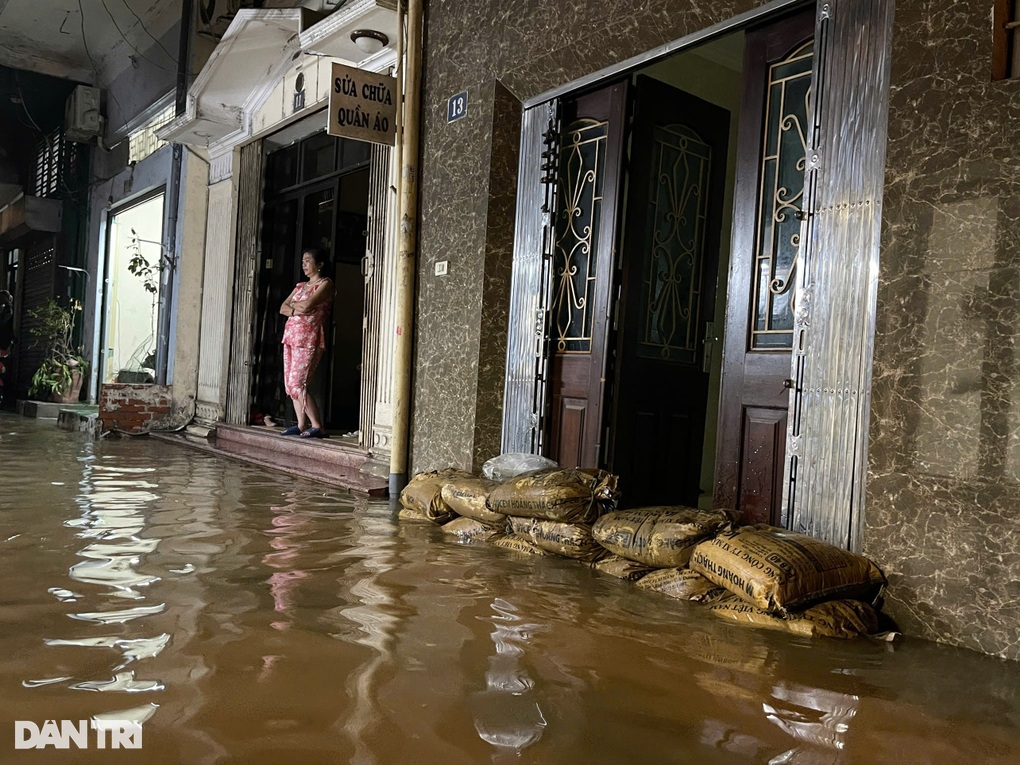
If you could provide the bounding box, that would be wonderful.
[18,400,98,419]
[151,425,388,497]
[57,408,99,434]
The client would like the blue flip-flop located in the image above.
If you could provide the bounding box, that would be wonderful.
[298,427,324,439]
[280,425,302,436]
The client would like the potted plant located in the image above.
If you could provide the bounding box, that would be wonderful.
[26,298,88,403]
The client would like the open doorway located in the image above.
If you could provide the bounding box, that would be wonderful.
[100,191,165,385]
[543,7,815,520]
[250,128,370,434]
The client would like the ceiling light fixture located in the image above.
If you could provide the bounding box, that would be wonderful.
[350,29,389,55]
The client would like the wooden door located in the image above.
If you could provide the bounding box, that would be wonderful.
[609,77,730,508]
[545,82,628,469]
[715,10,815,526]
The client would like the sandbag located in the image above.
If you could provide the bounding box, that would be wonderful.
[399,468,471,524]
[592,507,732,568]
[487,468,619,523]
[507,516,533,535]
[636,567,728,603]
[690,525,887,614]
[489,533,548,556]
[512,518,606,561]
[397,507,433,523]
[440,477,505,524]
[710,596,879,639]
[592,555,656,581]
[441,516,500,541]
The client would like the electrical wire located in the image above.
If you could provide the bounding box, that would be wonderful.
[118,0,178,65]
[99,0,175,72]
[76,0,129,138]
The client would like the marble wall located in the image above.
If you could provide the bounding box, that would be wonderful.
[865,0,1020,660]
[414,0,1020,658]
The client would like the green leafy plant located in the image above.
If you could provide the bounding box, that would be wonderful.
[26,298,88,401]
[127,228,174,296]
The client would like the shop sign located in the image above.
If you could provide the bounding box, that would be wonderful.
[327,62,397,146]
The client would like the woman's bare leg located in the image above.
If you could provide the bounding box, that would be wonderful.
[303,393,322,431]
[292,395,307,431]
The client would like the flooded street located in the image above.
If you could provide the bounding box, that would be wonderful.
[1,415,1019,764]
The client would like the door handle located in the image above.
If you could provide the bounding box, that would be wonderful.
[782,378,796,390]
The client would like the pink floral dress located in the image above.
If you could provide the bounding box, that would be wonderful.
[282,279,332,398]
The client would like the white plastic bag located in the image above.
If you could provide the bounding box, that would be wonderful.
[481,452,558,482]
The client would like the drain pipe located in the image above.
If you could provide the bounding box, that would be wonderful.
[389,0,422,497]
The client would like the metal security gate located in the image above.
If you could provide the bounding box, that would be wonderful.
[501,101,559,455]
[785,0,896,549]
[226,140,264,425]
[17,237,56,394]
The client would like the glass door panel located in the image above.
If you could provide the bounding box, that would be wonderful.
[102,193,165,384]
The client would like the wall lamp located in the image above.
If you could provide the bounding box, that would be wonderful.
[350,29,389,55]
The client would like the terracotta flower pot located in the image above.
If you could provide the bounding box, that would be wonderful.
[53,370,84,404]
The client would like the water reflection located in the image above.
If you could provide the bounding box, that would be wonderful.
[37,454,168,714]
[763,683,859,762]
[470,598,548,756]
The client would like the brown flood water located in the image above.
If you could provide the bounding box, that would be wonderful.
[1,415,1019,765]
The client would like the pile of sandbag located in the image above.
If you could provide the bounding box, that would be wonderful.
[689,524,887,639]
[397,464,890,641]
[590,507,733,603]
[396,464,621,559]
[397,468,473,524]
[488,468,619,560]
[398,470,506,540]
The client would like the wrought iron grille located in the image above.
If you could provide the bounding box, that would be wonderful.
[638,124,712,363]
[552,117,607,354]
[33,130,78,199]
[751,40,814,350]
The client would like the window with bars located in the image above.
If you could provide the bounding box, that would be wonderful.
[993,0,1020,79]
[128,104,176,164]
[33,130,79,199]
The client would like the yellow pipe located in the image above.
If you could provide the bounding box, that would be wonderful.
[389,0,421,496]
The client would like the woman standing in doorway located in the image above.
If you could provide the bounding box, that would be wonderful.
[279,249,335,438]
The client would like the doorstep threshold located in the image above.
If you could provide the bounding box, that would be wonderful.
[150,431,388,497]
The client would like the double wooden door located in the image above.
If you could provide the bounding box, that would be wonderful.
[543,10,815,524]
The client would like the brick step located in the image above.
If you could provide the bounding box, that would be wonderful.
[215,423,370,471]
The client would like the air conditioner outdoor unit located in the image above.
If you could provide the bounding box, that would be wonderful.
[65,85,103,143]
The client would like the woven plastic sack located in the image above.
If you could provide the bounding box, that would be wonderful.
[690,525,887,614]
[511,518,605,561]
[440,477,505,524]
[441,516,500,541]
[487,468,619,523]
[507,516,533,535]
[592,506,732,568]
[397,507,433,523]
[710,596,879,639]
[399,468,471,524]
[592,555,656,581]
[481,453,558,481]
[636,567,728,603]
[489,533,548,556]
